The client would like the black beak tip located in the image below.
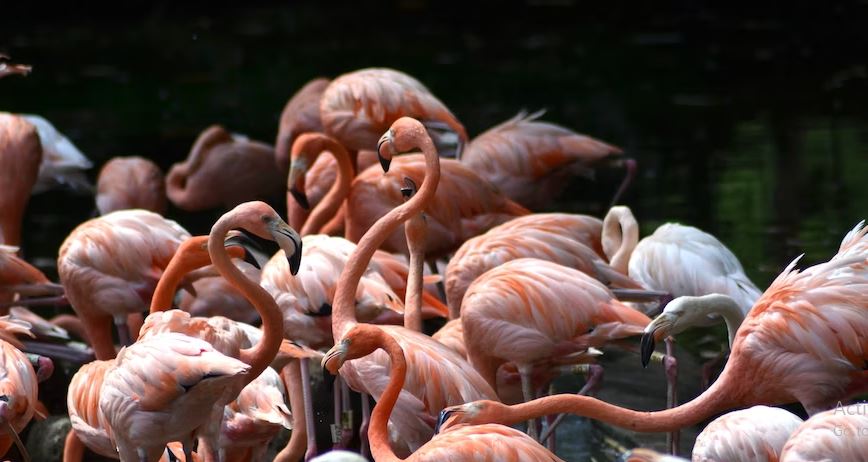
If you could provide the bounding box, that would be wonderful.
[640,332,655,368]
[289,187,311,210]
[224,235,263,270]
[378,154,391,173]
[434,409,451,434]
[288,241,303,275]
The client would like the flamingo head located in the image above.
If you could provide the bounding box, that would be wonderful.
[321,324,384,375]
[287,133,334,210]
[376,117,428,173]
[435,400,504,433]
[227,201,302,275]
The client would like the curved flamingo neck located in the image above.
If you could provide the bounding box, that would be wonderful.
[300,139,355,236]
[148,255,205,315]
[332,133,441,339]
[494,367,738,432]
[368,329,408,462]
[209,218,282,384]
[403,215,426,332]
[602,206,639,274]
[688,294,745,347]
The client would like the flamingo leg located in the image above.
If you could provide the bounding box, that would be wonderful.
[339,380,354,447]
[300,359,318,461]
[426,259,447,304]
[360,392,371,458]
[114,315,132,346]
[518,363,539,440]
[545,383,556,452]
[665,338,679,455]
[539,364,604,443]
[331,374,342,449]
[700,350,727,390]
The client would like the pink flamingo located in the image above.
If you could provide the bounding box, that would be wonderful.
[166,126,284,211]
[96,156,167,215]
[779,403,868,461]
[275,77,331,175]
[320,68,468,158]
[0,113,41,247]
[462,110,635,209]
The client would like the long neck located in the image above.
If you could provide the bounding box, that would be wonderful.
[332,137,441,339]
[495,366,739,432]
[148,256,203,315]
[369,330,408,462]
[700,294,745,347]
[274,360,305,462]
[403,216,426,332]
[300,140,355,236]
[209,219,283,384]
[602,207,639,274]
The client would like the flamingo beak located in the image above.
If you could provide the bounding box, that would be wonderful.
[289,187,310,210]
[224,232,265,269]
[434,408,461,434]
[640,313,674,368]
[268,220,303,275]
[400,177,417,199]
[321,341,348,375]
[376,130,394,172]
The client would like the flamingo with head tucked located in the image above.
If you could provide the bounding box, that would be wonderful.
[96,156,167,215]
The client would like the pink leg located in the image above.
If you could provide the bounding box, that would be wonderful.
[665,338,680,455]
[339,380,354,447]
[360,392,371,458]
[300,359,317,461]
[539,364,604,443]
[700,351,727,390]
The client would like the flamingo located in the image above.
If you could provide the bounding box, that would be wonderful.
[98,201,302,462]
[322,323,563,461]
[57,209,190,359]
[459,257,652,438]
[444,215,642,318]
[462,110,635,209]
[275,77,331,175]
[0,113,41,247]
[320,68,468,158]
[0,55,30,79]
[326,117,498,457]
[399,178,426,332]
[166,125,284,211]
[176,260,261,325]
[602,205,761,315]
[437,221,868,445]
[779,403,868,461]
[96,156,167,215]
[692,405,803,462]
[64,236,249,461]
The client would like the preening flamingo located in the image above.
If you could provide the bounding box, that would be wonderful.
[323,324,563,461]
[98,202,302,462]
[691,405,802,462]
[459,257,651,437]
[462,110,634,209]
[0,113,41,247]
[57,209,190,359]
[0,55,30,79]
[444,215,641,318]
[327,117,498,456]
[320,68,468,158]
[96,156,167,215]
[166,125,284,211]
[275,77,331,175]
[438,221,868,442]
[779,403,868,461]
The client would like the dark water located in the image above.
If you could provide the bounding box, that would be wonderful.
[4,2,868,460]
